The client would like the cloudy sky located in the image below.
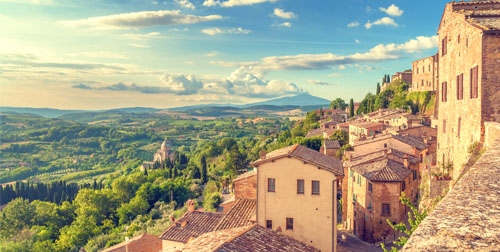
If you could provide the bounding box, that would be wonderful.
[0,0,447,110]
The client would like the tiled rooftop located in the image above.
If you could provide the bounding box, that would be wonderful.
[252,144,343,176]
[392,134,428,150]
[182,224,321,252]
[232,169,256,182]
[159,211,224,243]
[346,148,418,167]
[324,139,341,149]
[101,233,162,252]
[214,199,256,231]
[351,158,411,182]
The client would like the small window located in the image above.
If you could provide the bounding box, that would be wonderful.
[458,34,460,44]
[368,182,372,193]
[456,73,464,100]
[358,175,361,186]
[266,220,272,229]
[441,81,448,102]
[382,203,391,216]
[443,119,446,133]
[413,170,417,180]
[267,178,275,192]
[458,117,461,137]
[442,36,447,56]
[286,217,293,230]
[402,181,406,191]
[470,65,479,98]
[312,180,320,195]
[297,179,304,194]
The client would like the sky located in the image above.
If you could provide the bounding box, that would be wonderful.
[0,0,449,110]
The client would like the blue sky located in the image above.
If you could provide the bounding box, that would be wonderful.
[0,0,448,110]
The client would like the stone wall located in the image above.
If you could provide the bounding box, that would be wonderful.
[401,138,500,251]
[437,2,484,179]
[485,122,500,148]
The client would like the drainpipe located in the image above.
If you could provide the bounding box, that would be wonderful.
[333,178,338,252]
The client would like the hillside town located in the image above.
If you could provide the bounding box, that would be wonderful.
[95,1,500,251]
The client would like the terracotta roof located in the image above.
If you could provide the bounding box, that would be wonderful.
[101,233,162,252]
[214,199,256,231]
[351,159,411,182]
[324,139,341,149]
[182,224,321,252]
[392,135,428,151]
[305,127,336,138]
[252,144,343,176]
[346,148,418,167]
[159,211,224,243]
[350,121,383,129]
[232,169,256,182]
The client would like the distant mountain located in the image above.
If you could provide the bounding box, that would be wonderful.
[243,93,330,107]
[0,107,85,118]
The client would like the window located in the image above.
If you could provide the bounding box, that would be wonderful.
[470,65,479,98]
[456,73,463,100]
[267,178,275,192]
[443,120,446,133]
[297,179,304,194]
[413,170,417,180]
[402,181,406,191]
[368,182,372,193]
[312,180,320,195]
[381,203,391,216]
[286,217,293,230]
[442,36,447,56]
[358,175,361,186]
[458,117,461,137]
[441,81,447,102]
[458,34,460,44]
[266,220,272,229]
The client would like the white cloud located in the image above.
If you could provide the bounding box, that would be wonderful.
[276,22,292,27]
[176,0,195,9]
[347,21,359,28]
[355,39,360,44]
[365,17,398,29]
[202,27,250,35]
[273,8,296,19]
[128,43,150,48]
[123,32,161,40]
[203,0,277,7]
[76,51,129,59]
[64,10,222,29]
[160,74,203,95]
[216,35,438,71]
[0,0,54,4]
[379,4,403,16]
[307,80,330,86]
[205,51,219,57]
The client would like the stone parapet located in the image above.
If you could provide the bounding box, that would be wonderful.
[401,137,500,251]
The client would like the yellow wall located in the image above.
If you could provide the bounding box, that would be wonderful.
[256,157,338,252]
[161,240,185,252]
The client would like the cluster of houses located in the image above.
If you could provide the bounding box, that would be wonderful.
[103,1,500,251]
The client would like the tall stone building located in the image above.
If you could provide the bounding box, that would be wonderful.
[412,53,439,92]
[437,0,500,180]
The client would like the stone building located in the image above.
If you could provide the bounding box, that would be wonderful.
[252,144,344,252]
[391,71,412,84]
[153,138,175,164]
[349,121,385,145]
[345,153,417,243]
[436,0,500,180]
[411,53,439,92]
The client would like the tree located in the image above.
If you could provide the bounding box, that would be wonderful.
[376,82,381,95]
[200,155,208,184]
[381,193,427,251]
[329,130,348,146]
[0,198,35,239]
[330,98,348,110]
[349,98,355,117]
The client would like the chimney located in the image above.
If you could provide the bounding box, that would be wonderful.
[187,199,195,212]
[259,150,267,160]
[423,136,428,145]
[403,154,409,169]
[384,149,388,158]
[413,147,417,156]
